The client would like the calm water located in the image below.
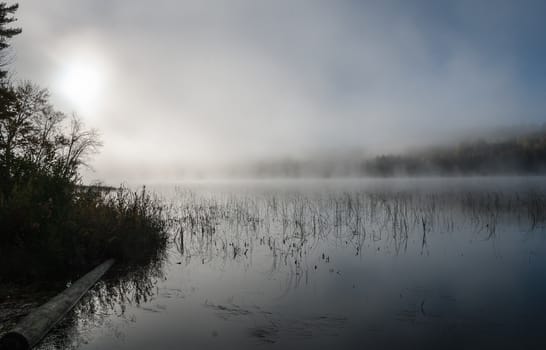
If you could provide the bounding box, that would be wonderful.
[24,178,546,348]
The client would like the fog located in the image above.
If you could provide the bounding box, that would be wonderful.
[11,0,546,182]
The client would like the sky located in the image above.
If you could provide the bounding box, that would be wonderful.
[10,0,546,182]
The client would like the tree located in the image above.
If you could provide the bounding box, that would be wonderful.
[0,2,101,196]
[0,82,102,196]
[58,114,102,181]
[0,2,20,194]
[0,2,21,80]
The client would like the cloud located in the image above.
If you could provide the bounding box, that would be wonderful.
[12,0,546,181]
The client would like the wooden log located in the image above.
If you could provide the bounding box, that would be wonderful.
[0,259,115,350]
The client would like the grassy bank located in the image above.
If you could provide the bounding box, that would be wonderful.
[0,4,171,283]
[0,181,169,282]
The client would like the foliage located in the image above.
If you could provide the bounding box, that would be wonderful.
[0,83,101,196]
[0,184,169,281]
[364,130,546,176]
[0,83,169,282]
[0,2,21,79]
[0,3,169,282]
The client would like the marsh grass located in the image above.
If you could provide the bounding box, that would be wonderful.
[0,184,170,282]
[170,187,546,269]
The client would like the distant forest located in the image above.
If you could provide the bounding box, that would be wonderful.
[237,127,546,178]
[364,127,546,176]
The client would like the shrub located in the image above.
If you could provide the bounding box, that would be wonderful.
[0,180,169,282]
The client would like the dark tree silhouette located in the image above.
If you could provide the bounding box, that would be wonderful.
[0,2,167,282]
[0,2,20,195]
[0,2,21,79]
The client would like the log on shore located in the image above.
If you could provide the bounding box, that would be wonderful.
[0,259,115,350]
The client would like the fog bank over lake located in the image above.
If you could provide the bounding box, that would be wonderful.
[12,0,546,183]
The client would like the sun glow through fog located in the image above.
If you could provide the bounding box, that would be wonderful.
[57,57,106,117]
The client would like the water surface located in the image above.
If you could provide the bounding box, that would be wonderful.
[20,178,546,349]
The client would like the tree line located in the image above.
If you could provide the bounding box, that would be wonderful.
[0,3,168,282]
[363,130,546,176]
[0,4,101,199]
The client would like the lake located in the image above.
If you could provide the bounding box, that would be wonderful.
[9,178,546,349]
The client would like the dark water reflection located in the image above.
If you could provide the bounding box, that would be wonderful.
[29,178,546,349]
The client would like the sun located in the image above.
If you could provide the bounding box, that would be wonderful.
[57,57,107,117]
